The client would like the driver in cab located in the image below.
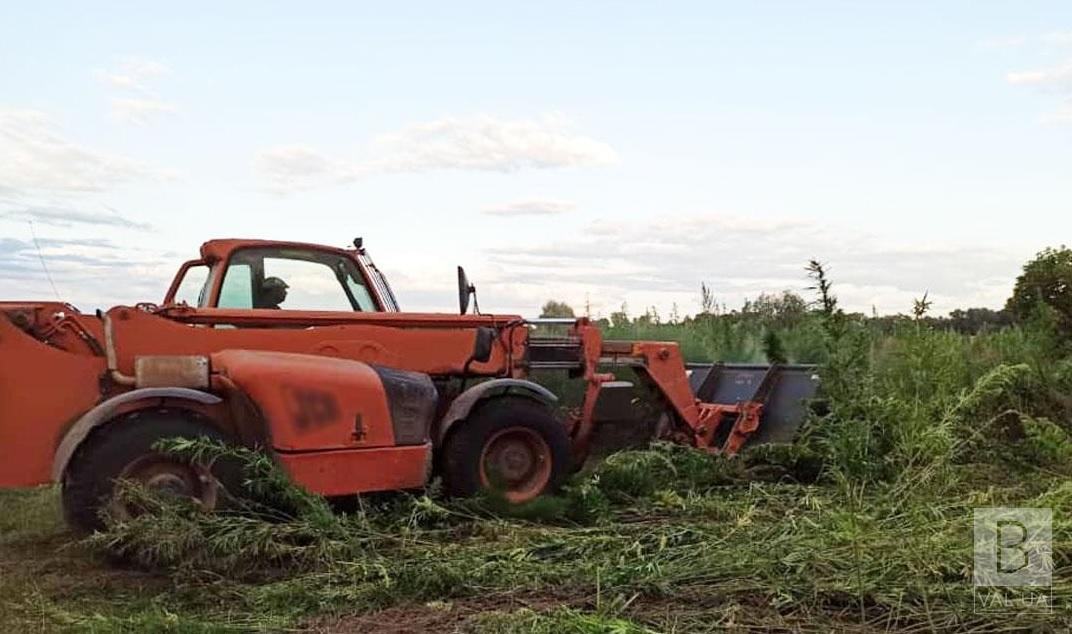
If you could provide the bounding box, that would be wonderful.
[255,276,289,309]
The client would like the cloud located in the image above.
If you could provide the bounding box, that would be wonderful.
[1042,31,1072,47]
[255,114,617,192]
[473,214,1024,317]
[0,107,160,238]
[110,98,179,126]
[1006,56,1072,122]
[1006,61,1072,91]
[977,36,1027,49]
[1,203,151,230]
[0,234,173,309]
[1047,100,1072,123]
[92,57,177,126]
[92,57,170,92]
[979,31,1072,49]
[483,200,576,217]
[253,145,361,192]
[0,108,156,192]
[368,114,617,173]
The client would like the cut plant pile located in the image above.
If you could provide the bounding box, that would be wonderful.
[3,295,1072,632]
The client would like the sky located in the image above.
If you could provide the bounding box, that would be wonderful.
[1,2,1070,318]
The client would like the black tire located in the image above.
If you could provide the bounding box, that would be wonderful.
[61,410,243,533]
[442,396,571,502]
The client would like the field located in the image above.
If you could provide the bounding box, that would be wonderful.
[2,289,1071,632]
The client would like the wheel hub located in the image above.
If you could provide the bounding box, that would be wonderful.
[496,442,536,481]
[143,472,194,497]
[479,427,553,502]
[109,454,219,519]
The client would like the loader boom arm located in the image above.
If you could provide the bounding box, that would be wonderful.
[567,319,771,460]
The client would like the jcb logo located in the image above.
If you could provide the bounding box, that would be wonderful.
[285,387,340,431]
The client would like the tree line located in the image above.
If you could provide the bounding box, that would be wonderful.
[539,245,1072,337]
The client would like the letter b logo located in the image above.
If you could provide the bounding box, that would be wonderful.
[974,508,1051,588]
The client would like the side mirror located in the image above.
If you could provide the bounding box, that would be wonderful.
[457,266,475,314]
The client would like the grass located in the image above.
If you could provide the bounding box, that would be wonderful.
[2,294,1072,632]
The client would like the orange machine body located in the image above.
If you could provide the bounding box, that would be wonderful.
[0,237,772,500]
[0,238,530,496]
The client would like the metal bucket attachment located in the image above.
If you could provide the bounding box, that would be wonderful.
[687,363,820,446]
[588,363,819,455]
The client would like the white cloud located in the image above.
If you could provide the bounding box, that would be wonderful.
[253,146,363,192]
[0,108,155,192]
[1006,61,1072,91]
[1006,59,1072,123]
[977,36,1027,49]
[1,204,150,230]
[110,97,179,126]
[92,57,177,126]
[979,31,1072,49]
[0,107,163,240]
[474,214,1025,317]
[368,114,617,173]
[92,57,171,92]
[255,114,618,192]
[1043,99,1072,123]
[1041,31,1072,47]
[483,200,576,217]
[0,235,172,310]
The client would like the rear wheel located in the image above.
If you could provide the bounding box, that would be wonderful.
[442,397,571,503]
[61,411,242,533]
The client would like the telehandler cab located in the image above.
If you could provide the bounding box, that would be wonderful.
[0,237,817,531]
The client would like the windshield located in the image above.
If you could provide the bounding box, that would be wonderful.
[213,247,382,312]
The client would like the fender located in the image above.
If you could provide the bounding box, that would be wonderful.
[52,387,222,482]
[436,379,558,446]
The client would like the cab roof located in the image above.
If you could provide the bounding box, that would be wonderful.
[199,239,355,262]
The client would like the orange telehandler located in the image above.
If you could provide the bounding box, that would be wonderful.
[0,238,817,531]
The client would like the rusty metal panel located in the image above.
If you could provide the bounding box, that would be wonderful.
[134,355,210,388]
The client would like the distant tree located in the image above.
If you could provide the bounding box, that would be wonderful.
[743,291,808,325]
[944,307,1014,334]
[539,300,576,319]
[1006,246,1072,331]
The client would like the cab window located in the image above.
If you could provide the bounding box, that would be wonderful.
[172,263,210,306]
[219,263,253,309]
[216,248,378,311]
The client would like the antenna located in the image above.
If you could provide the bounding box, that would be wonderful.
[28,221,61,300]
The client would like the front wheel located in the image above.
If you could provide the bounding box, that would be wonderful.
[61,411,243,533]
[442,397,571,503]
